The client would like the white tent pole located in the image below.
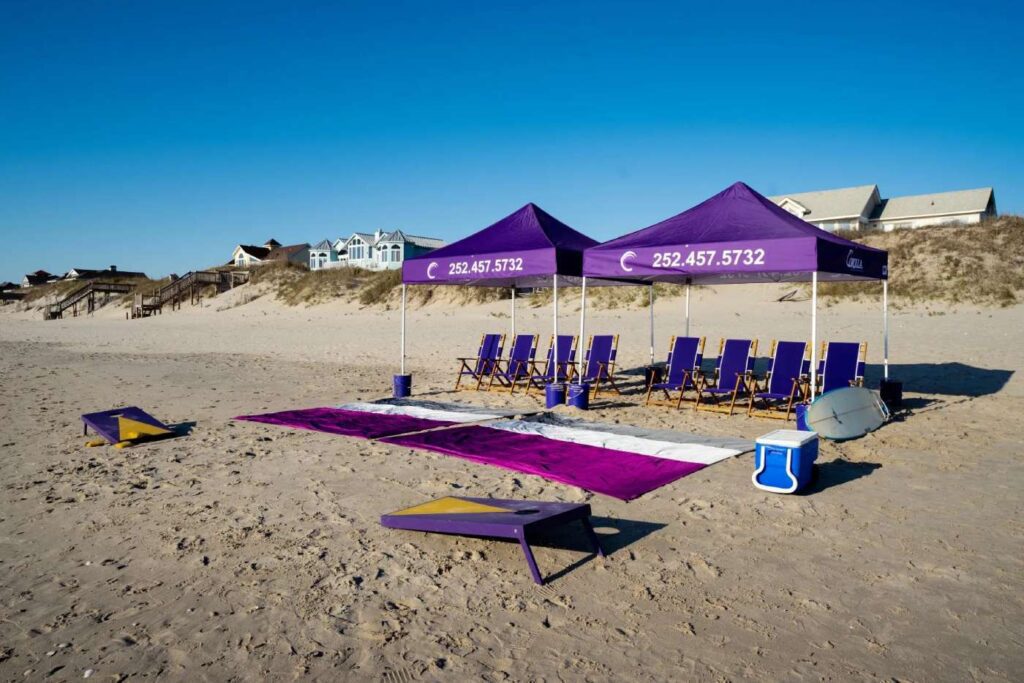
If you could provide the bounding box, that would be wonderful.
[400,284,407,375]
[579,276,587,380]
[810,272,818,396]
[552,275,559,383]
[649,283,655,364]
[883,279,889,380]
[685,283,691,337]
[511,287,516,338]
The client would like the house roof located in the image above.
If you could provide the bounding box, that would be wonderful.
[869,188,994,221]
[768,185,879,221]
[264,238,281,248]
[236,244,271,259]
[23,270,54,285]
[311,239,334,251]
[65,267,147,279]
[265,243,310,261]
[379,230,445,249]
[0,281,18,290]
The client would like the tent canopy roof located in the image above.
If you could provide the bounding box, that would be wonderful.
[403,203,598,287]
[585,182,888,284]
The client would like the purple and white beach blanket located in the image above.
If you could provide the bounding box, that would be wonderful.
[235,401,750,500]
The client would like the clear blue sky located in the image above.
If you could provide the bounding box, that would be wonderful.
[2,0,1021,282]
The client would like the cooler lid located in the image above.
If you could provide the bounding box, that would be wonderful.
[756,429,818,448]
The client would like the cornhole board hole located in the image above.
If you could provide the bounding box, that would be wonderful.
[381,496,604,585]
[81,407,173,447]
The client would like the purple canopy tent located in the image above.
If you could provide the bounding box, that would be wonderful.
[583,182,890,395]
[399,203,599,393]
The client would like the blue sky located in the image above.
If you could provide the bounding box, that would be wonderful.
[1,0,1021,281]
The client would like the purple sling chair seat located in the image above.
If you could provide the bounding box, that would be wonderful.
[747,340,808,421]
[694,338,758,415]
[817,341,867,395]
[645,336,705,408]
[455,333,505,391]
[487,334,539,392]
[525,335,577,395]
[576,334,621,397]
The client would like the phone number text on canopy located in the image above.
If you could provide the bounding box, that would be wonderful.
[650,248,766,269]
[447,257,525,276]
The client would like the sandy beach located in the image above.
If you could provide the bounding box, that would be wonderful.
[1,287,1022,681]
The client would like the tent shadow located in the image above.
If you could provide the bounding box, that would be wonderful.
[864,362,1013,397]
[802,459,881,494]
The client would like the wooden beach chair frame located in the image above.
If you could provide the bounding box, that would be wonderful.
[814,341,868,396]
[524,335,578,396]
[694,338,758,415]
[487,334,539,393]
[576,334,622,398]
[645,336,705,408]
[454,333,505,391]
[746,340,809,421]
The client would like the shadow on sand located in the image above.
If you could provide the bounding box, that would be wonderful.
[802,459,881,494]
[865,362,1013,397]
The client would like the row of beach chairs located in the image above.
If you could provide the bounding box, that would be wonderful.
[455,333,866,421]
[455,333,621,397]
[645,337,866,420]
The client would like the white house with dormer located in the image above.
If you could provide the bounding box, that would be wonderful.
[770,185,997,232]
[331,230,445,271]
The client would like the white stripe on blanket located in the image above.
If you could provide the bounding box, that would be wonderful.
[336,402,507,424]
[484,419,742,465]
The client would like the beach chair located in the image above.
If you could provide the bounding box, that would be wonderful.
[815,341,867,395]
[694,338,758,414]
[574,335,621,398]
[747,340,809,420]
[454,333,505,391]
[645,336,705,408]
[487,333,539,392]
[524,335,578,396]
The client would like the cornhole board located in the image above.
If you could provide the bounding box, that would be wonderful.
[81,407,173,446]
[381,496,604,585]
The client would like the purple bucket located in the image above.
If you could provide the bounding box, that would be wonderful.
[393,374,412,398]
[545,383,566,409]
[795,403,811,431]
[567,383,590,410]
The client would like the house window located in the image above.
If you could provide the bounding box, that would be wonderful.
[350,244,363,260]
[391,245,401,263]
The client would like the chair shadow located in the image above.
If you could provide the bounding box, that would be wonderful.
[527,516,667,584]
[802,459,881,494]
[864,362,1013,398]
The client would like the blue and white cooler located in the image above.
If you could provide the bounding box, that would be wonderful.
[752,429,819,494]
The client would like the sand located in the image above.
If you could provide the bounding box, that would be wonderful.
[1,285,1022,681]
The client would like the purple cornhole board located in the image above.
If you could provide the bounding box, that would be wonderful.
[381,496,604,585]
[81,406,171,444]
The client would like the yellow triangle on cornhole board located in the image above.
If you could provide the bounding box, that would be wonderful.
[393,496,510,516]
[117,415,172,441]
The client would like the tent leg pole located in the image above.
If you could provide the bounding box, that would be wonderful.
[579,277,587,380]
[400,284,407,376]
[810,273,818,396]
[511,287,516,338]
[553,275,558,384]
[685,283,691,337]
[883,279,889,380]
[649,283,655,364]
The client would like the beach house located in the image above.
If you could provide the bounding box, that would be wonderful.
[308,239,342,271]
[230,239,310,268]
[333,230,445,270]
[770,185,996,232]
[21,270,58,287]
[63,265,148,280]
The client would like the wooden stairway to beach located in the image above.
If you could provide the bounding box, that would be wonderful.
[130,270,250,318]
[45,281,136,320]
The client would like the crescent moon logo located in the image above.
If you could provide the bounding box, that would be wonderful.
[619,250,637,272]
[426,262,438,280]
